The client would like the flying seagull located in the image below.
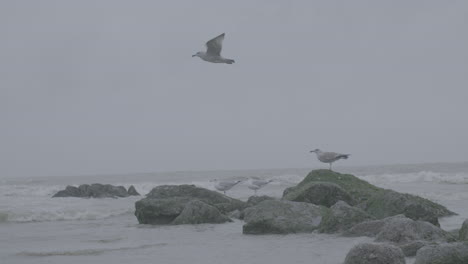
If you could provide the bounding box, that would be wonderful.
[214,180,242,195]
[310,149,350,171]
[247,179,273,195]
[192,33,235,64]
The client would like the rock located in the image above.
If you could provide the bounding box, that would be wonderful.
[53,186,82,197]
[344,215,407,238]
[145,185,247,213]
[135,197,190,224]
[172,200,231,225]
[399,240,429,257]
[415,242,468,264]
[296,170,381,204]
[242,200,327,234]
[319,201,375,233]
[374,216,456,256]
[293,170,455,224]
[459,219,468,241]
[134,185,247,225]
[246,195,276,207]
[375,217,456,245]
[283,182,355,207]
[344,242,406,264]
[127,185,140,196]
[346,215,456,256]
[52,184,130,198]
[228,210,242,220]
[366,190,443,226]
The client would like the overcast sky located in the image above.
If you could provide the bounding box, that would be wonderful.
[1,0,467,177]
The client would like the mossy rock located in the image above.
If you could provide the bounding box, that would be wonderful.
[283,181,355,207]
[292,170,455,223]
[295,170,381,204]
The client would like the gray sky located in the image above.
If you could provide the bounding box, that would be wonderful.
[1,0,467,177]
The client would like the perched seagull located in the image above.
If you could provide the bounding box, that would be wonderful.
[192,33,235,64]
[310,149,350,171]
[214,180,242,195]
[247,179,273,195]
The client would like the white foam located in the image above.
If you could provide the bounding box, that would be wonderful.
[0,196,140,223]
[357,171,468,185]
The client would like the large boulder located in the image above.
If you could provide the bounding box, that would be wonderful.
[145,185,247,213]
[344,215,407,238]
[344,242,406,264]
[319,201,375,233]
[365,190,444,226]
[135,197,189,224]
[346,215,456,256]
[172,200,231,225]
[283,182,355,207]
[134,185,247,225]
[415,242,468,264]
[344,215,406,237]
[292,170,455,225]
[459,219,468,241]
[242,200,327,234]
[375,217,456,246]
[53,184,131,198]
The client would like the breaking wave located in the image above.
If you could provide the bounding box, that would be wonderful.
[358,171,468,185]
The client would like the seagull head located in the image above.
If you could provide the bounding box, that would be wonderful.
[192,51,203,58]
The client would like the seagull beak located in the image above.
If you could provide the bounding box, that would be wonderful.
[192,54,196,57]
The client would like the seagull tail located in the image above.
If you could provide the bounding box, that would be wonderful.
[338,154,350,159]
[225,59,235,64]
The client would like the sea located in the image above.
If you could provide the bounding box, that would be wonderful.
[1,162,468,264]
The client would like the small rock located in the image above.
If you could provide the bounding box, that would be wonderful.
[399,240,429,257]
[127,185,140,196]
[228,210,242,220]
[53,184,129,198]
[344,243,406,264]
[375,217,455,245]
[415,242,468,264]
[459,219,468,241]
[344,242,406,264]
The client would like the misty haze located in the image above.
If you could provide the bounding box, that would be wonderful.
[1,1,467,264]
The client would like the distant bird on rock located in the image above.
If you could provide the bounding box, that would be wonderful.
[247,179,273,195]
[214,180,242,195]
[310,149,350,171]
[192,33,235,64]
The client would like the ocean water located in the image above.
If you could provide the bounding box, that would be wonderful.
[1,163,468,264]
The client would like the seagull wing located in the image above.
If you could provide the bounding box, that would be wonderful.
[320,152,350,162]
[320,152,342,162]
[205,33,225,56]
